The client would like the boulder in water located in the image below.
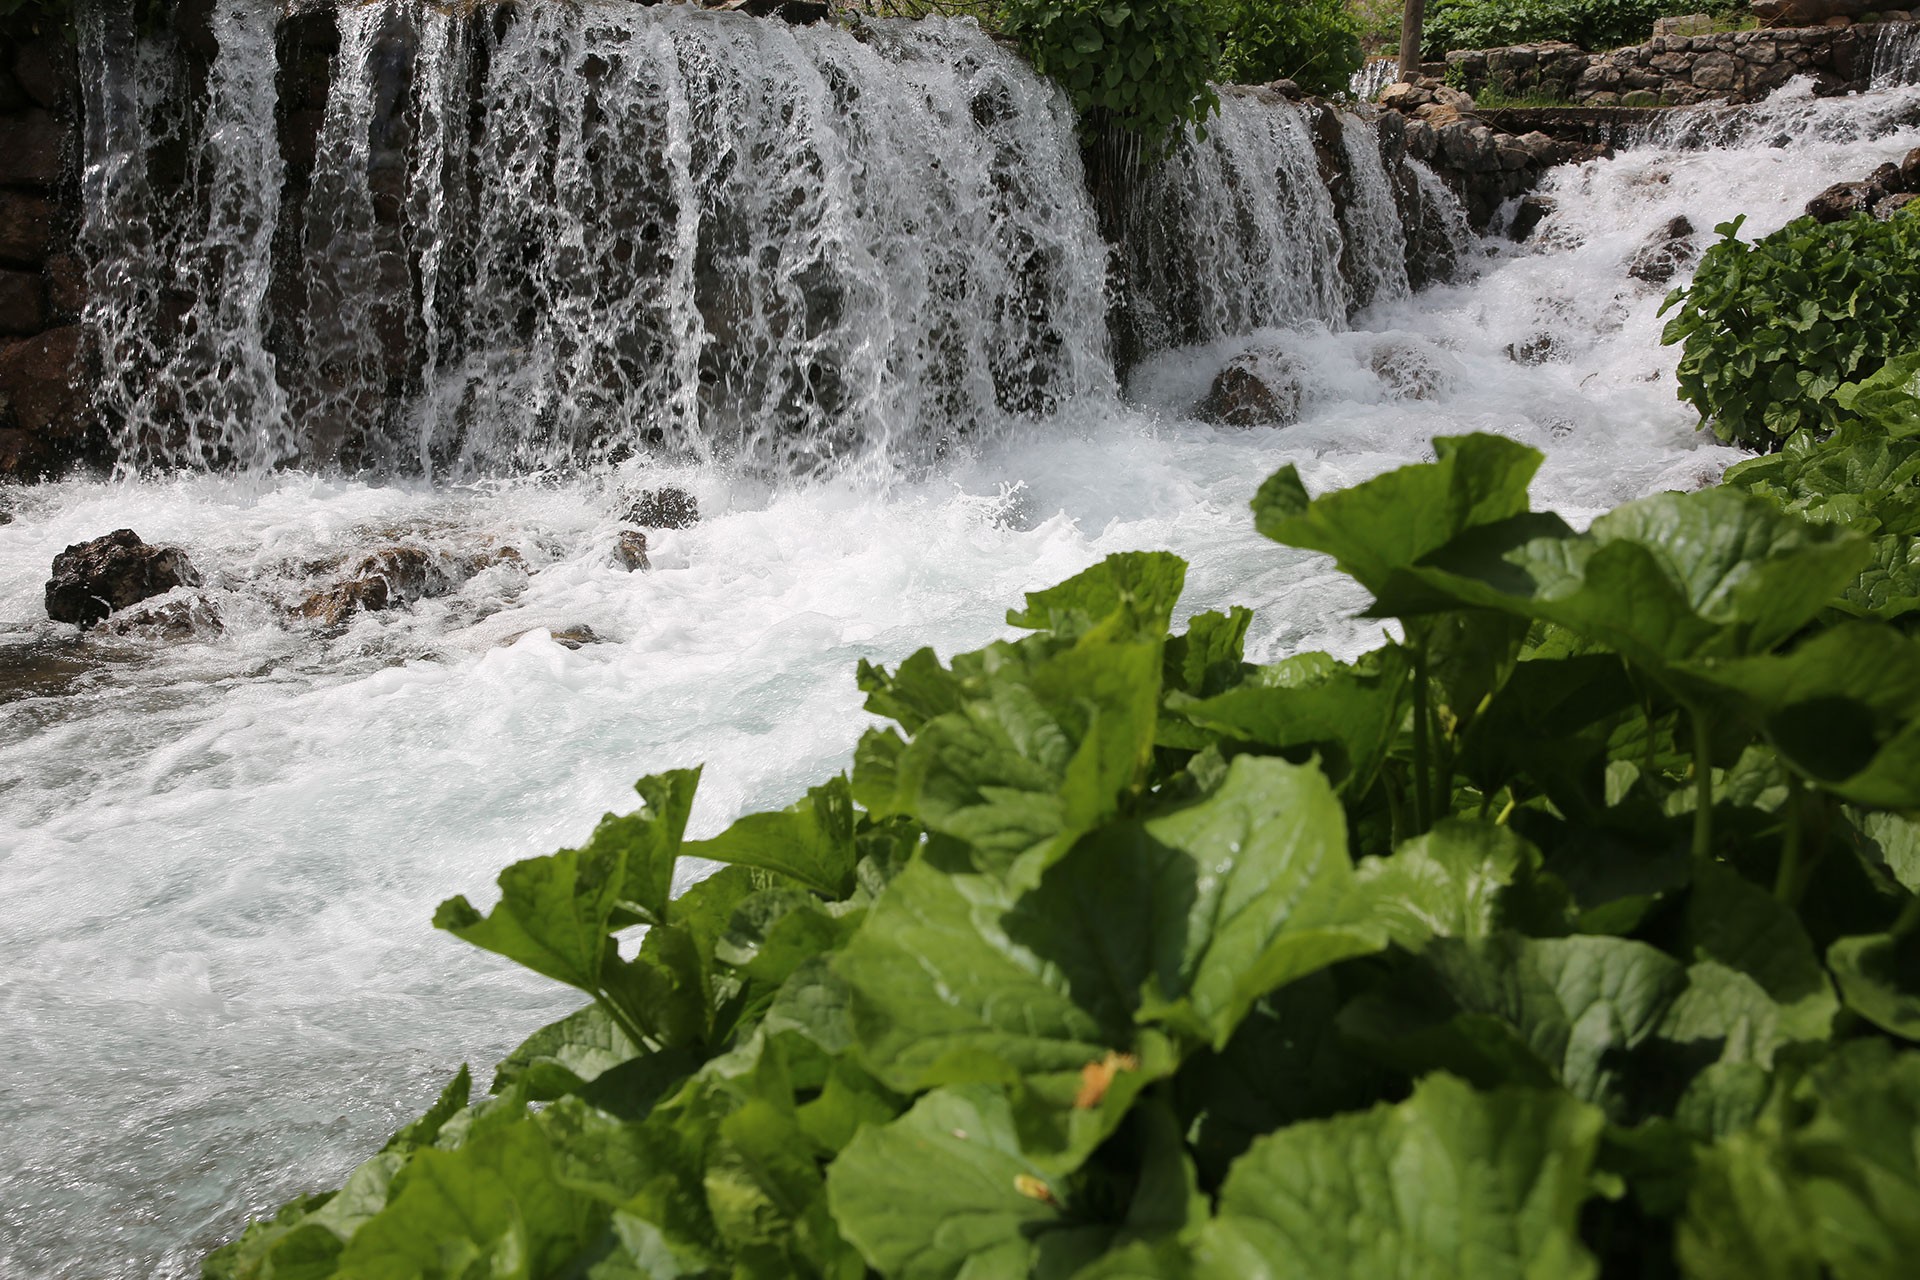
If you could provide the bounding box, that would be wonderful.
[1807,180,1882,223]
[614,530,651,572]
[1628,215,1698,286]
[623,486,700,529]
[1197,349,1304,428]
[106,595,224,641]
[1508,194,1555,243]
[45,529,201,629]
[296,544,522,627]
[1368,340,1454,401]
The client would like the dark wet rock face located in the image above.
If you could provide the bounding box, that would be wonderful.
[45,529,201,629]
[1196,349,1304,428]
[623,487,700,529]
[1627,215,1698,286]
[1806,150,1920,223]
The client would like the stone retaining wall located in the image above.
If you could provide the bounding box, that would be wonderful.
[1445,20,1904,107]
[0,26,86,481]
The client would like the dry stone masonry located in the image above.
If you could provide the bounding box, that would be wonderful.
[0,30,85,481]
[1444,19,1908,108]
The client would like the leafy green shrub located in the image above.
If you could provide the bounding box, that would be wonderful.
[208,432,1920,1280]
[1422,0,1689,58]
[1205,0,1363,98]
[1661,211,1920,451]
[1000,0,1222,142]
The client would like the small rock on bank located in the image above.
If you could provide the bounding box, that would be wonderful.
[45,528,200,629]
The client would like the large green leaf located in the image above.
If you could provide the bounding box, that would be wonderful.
[838,756,1381,1099]
[1676,622,1920,807]
[1683,860,1837,1046]
[493,1006,636,1100]
[1680,1041,1920,1280]
[589,768,701,928]
[685,777,859,899]
[1833,534,1920,624]
[434,844,626,994]
[1252,434,1546,599]
[1006,551,1187,640]
[826,1085,1115,1280]
[853,607,1165,888]
[1833,347,1920,438]
[1828,929,1920,1040]
[332,1116,611,1280]
[1167,646,1410,796]
[1355,819,1543,949]
[1188,1075,1603,1280]
[1342,934,1687,1112]
[1415,488,1872,670]
[1725,428,1920,537]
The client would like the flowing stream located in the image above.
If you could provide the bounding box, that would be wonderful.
[5,3,1920,1275]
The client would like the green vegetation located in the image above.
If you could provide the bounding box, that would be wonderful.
[1661,210,1920,451]
[207,385,1920,1275]
[1206,0,1365,99]
[999,0,1223,143]
[1421,0,1746,60]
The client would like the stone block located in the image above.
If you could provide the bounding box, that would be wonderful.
[0,324,84,435]
[0,190,54,265]
[0,269,47,335]
[0,111,67,187]
[44,253,84,320]
[1692,51,1743,91]
[12,37,77,110]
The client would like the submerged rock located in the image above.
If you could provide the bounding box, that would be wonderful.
[1368,340,1454,401]
[623,486,700,529]
[1196,348,1304,428]
[45,529,201,629]
[1627,214,1698,286]
[296,544,522,628]
[614,530,650,572]
[106,595,224,640]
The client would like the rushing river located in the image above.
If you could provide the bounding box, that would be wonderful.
[4,3,1920,1274]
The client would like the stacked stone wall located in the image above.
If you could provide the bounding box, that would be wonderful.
[1445,20,1905,108]
[0,26,86,480]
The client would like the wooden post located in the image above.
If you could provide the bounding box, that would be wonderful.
[1398,0,1427,80]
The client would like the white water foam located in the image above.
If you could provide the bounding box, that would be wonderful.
[8,53,1920,1280]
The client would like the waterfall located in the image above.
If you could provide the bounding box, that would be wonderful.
[1338,113,1412,310]
[72,2,1453,478]
[1871,22,1920,89]
[1349,58,1397,102]
[1113,91,1350,354]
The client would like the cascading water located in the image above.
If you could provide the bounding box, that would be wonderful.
[80,0,1120,476]
[1872,20,1920,88]
[1115,90,1351,354]
[11,2,1920,1274]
